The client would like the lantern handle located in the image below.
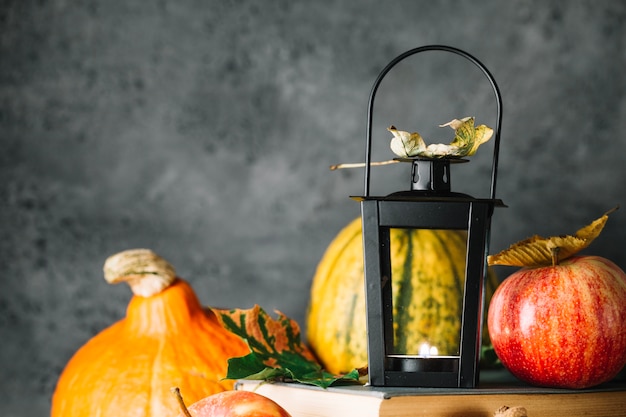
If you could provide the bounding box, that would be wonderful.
[364,45,503,200]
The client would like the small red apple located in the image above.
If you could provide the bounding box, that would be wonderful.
[174,389,292,417]
[488,255,626,389]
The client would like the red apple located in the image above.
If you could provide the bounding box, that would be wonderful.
[488,255,626,389]
[175,390,292,417]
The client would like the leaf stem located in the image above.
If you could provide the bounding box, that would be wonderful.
[329,160,399,170]
[550,247,560,267]
[170,387,193,417]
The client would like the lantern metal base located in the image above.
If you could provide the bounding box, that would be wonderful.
[387,355,459,373]
[383,356,468,387]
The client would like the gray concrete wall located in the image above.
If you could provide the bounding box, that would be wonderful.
[1,0,625,414]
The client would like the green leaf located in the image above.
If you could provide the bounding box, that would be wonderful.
[224,352,271,380]
[480,343,502,369]
[214,304,360,389]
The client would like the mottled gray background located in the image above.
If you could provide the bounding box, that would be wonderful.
[1,0,625,415]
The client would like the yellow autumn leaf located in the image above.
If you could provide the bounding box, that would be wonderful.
[330,118,493,170]
[488,207,618,267]
[441,117,494,156]
[388,117,493,158]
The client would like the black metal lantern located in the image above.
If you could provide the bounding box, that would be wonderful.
[352,45,505,388]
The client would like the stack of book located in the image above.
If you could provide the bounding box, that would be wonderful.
[236,370,626,417]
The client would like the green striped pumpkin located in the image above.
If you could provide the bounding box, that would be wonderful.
[306,217,499,374]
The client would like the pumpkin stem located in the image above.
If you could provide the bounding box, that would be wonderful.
[103,249,177,297]
[550,246,560,267]
[170,387,193,417]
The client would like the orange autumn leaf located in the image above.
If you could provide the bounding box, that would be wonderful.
[214,304,359,388]
[215,304,316,363]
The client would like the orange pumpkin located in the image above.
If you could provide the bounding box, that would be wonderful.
[51,249,249,417]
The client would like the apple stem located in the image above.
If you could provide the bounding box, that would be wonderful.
[550,247,560,267]
[170,387,193,417]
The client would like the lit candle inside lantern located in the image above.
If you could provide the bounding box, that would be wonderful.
[419,342,438,357]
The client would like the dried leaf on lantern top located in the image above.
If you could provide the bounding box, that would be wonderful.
[442,117,494,157]
[329,117,492,171]
[388,126,426,158]
[488,207,618,267]
[388,117,493,159]
[214,304,360,388]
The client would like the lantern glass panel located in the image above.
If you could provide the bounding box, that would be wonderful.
[389,227,465,358]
